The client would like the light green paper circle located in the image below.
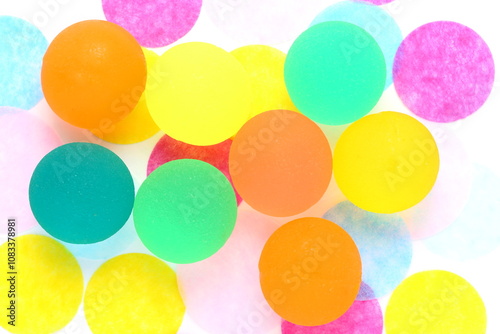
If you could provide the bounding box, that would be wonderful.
[285,21,386,125]
[134,159,237,263]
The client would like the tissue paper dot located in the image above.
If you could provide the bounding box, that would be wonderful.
[177,210,281,333]
[85,253,185,334]
[282,288,383,334]
[93,48,160,144]
[205,0,309,44]
[362,0,395,5]
[425,165,500,260]
[333,111,439,213]
[393,21,495,122]
[0,16,48,109]
[41,20,146,129]
[285,21,386,125]
[324,201,412,299]
[230,109,332,217]
[0,109,61,233]
[146,42,251,145]
[147,134,241,204]
[102,0,201,47]
[386,270,486,334]
[0,235,83,333]
[134,159,237,263]
[259,217,361,326]
[311,1,402,88]
[29,143,135,244]
[402,128,473,240]
[231,45,297,118]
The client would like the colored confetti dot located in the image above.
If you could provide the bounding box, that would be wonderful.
[41,20,146,129]
[385,270,487,334]
[362,0,395,5]
[333,111,440,214]
[324,201,412,300]
[231,45,298,118]
[0,16,48,110]
[102,0,201,48]
[134,159,237,263]
[282,286,383,334]
[204,0,310,44]
[230,109,332,217]
[0,109,61,233]
[425,165,500,260]
[393,21,495,123]
[146,42,252,145]
[29,143,135,244]
[93,48,160,144]
[259,217,362,326]
[311,0,402,89]
[84,253,185,334]
[285,21,386,125]
[0,235,83,333]
[177,210,281,334]
[147,134,242,204]
[402,128,473,240]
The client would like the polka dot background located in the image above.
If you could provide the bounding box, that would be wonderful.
[0,16,47,109]
[1,1,500,333]
[102,0,202,47]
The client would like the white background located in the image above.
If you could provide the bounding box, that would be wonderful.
[1,0,499,333]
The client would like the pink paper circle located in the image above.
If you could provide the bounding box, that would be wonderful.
[0,109,62,233]
[361,0,395,5]
[148,134,242,204]
[281,293,383,333]
[393,21,495,123]
[102,0,202,47]
[177,210,281,333]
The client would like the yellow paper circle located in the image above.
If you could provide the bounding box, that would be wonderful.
[333,111,439,213]
[386,270,487,334]
[231,45,297,118]
[84,253,185,334]
[0,234,83,334]
[93,48,160,144]
[146,42,252,145]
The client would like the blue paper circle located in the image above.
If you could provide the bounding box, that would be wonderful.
[0,16,48,109]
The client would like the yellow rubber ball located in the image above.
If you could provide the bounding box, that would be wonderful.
[333,111,439,213]
[0,235,83,334]
[84,253,185,334]
[146,42,252,146]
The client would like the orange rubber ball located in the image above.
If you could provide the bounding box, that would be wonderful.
[41,20,146,129]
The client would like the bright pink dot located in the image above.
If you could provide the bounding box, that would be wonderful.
[360,0,395,5]
[393,21,495,123]
[281,295,383,334]
[148,134,242,204]
[102,0,202,48]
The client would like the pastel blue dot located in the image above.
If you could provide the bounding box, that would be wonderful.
[323,201,412,300]
[425,165,500,261]
[0,16,48,109]
[311,1,402,89]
